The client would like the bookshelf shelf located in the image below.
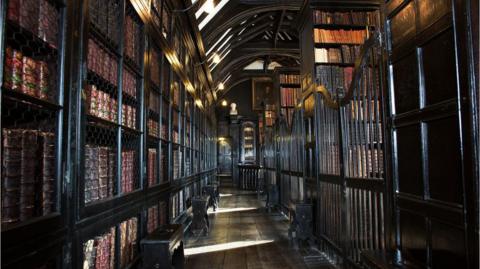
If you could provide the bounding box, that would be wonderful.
[1,0,218,266]
[2,88,63,111]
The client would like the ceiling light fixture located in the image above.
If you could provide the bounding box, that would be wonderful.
[218,82,225,90]
[221,100,228,107]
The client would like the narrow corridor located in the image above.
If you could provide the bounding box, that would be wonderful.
[184,185,332,269]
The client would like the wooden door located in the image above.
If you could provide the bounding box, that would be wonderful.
[384,0,478,267]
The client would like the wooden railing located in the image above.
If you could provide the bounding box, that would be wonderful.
[238,164,262,190]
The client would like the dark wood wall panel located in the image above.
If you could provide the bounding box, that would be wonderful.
[421,28,457,105]
[396,124,423,196]
[426,116,462,204]
[392,52,419,114]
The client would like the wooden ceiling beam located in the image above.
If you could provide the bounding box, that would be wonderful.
[273,10,286,48]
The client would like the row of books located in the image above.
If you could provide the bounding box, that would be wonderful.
[119,217,138,268]
[7,0,59,47]
[148,119,159,137]
[83,227,116,269]
[3,47,53,101]
[346,147,384,178]
[313,10,378,26]
[348,99,382,122]
[123,14,142,65]
[314,29,367,44]
[122,68,137,99]
[315,65,354,93]
[121,151,136,193]
[88,0,120,44]
[281,87,298,107]
[85,145,115,204]
[85,85,137,129]
[147,149,158,186]
[86,85,117,122]
[314,45,361,64]
[88,38,119,86]
[279,74,300,85]
[2,129,56,225]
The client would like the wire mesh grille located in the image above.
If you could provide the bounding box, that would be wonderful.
[88,0,121,48]
[121,133,140,193]
[83,227,116,269]
[2,0,62,229]
[84,125,117,204]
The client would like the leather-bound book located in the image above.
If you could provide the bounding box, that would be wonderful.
[39,132,55,215]
[98,147,109,199]
[19,130,38,221]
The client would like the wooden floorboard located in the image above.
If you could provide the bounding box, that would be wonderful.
[184,185,333,269]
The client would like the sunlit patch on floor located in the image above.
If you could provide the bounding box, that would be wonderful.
[185,239,275,256]
[219,193,233,197]
[207,207,257,214]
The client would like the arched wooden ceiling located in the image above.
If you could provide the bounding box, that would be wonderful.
[187,0,303,100]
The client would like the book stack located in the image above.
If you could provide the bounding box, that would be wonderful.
[88,0,120,43]
[122,68,137,99]
[121,150,135,193]
[87,38,118,86]
[147,149,157,186]
[83,227,116,269]
[7,0,59,47]
[3,47,53,101]
[2,129,57,226]
[121,104,137,129]
[279,74,300,84]
[313,10,378,26]
[119,217,138,268]
[315,65,354,93]
[123,14,141,64]
[281,88,297,107]
[147,205,159,234]
[314,29,367,44]
[148,119,159,137]
[150,49,161,87]
[85,145,115,204]
[85,85,118,122]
